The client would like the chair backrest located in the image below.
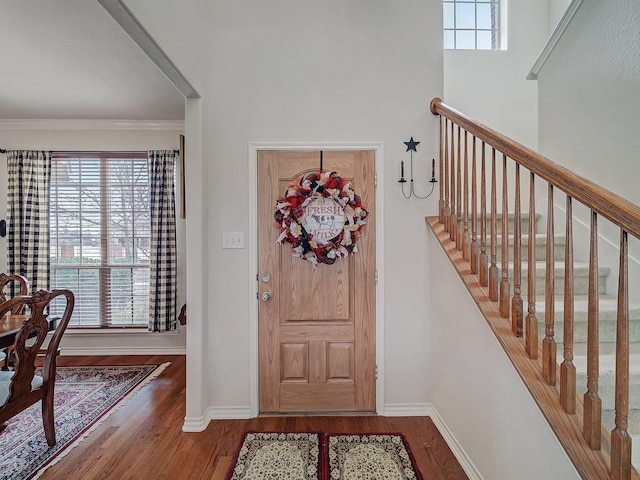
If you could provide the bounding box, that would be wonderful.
[0,273,30,315]
[0,289,74,406]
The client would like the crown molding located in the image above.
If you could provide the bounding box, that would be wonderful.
[0,118,185,131]
[527,0,584,80]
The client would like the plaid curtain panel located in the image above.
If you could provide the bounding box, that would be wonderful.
[148,150,178,332]
[6,150,51,294]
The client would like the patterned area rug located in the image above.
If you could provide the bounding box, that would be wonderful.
[0,364,169,480]
[226,432,322,480]
[226,432,423,480]
[325,433,423,480]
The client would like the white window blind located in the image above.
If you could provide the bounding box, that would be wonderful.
[49,153,150,327]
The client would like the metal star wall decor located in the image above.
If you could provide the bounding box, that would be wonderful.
[404,137,420,152]
[399,137,437,199]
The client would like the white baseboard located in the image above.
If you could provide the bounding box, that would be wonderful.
[382,402,432,416]
[182,411,212,432]
[428,404,485,480]
[209,406,253,420]
[182,406,253,432]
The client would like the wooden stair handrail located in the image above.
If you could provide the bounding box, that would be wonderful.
[430,97,640,479]
[430,98,640,240]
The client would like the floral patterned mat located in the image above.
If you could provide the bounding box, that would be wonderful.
[326,433,423,480]
[0,364,169,480]
[226,432,322,480]
[226,432,423,480]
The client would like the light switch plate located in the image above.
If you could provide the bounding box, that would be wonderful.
[223,231,245,249]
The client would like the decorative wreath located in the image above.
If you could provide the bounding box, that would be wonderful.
[274,171,368,266]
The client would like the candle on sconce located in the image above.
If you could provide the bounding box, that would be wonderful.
[401,160,405,178]
[431,158,435,178]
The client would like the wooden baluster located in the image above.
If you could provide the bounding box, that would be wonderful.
[479,142,488,286]
[439,116,445,224]
[462,131,470,259]
[456,126,463,250]
[583,211,601,450]
[611,229,631,480]
[512,164,523,336]
[488,148,499,302]
[560,195,576,413]
[444,120,450,233]
[542,185,556,379]
[470,136,478,274]
[449,122,456,241]
[525,172,538,359]
[500,154,510,319]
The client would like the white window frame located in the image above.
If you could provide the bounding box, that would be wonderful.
[443,0,506,51]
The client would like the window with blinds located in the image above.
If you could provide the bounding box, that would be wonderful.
[49,153,150,327]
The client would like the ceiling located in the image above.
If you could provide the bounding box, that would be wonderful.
[0,0,185,120]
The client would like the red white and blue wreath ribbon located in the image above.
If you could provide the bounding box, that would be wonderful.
[274,171,368,266]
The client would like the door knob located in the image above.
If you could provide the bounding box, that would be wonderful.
[261,292,271,301]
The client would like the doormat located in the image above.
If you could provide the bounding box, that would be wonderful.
[0,364,170,480]
[325,433,423,480]
[225,432,322,480]
[226,432,423,480]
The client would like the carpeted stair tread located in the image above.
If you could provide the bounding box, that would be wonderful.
[536,296,640,343]
[490,234,566,261]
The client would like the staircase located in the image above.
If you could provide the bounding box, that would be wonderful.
[489,213,640,469]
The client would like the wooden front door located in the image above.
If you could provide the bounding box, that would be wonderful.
[257,150,376,414]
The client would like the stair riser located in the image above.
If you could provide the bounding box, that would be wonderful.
[481,214,537,235]
[539,319,640,343]
[494,241,565,262]
[506,271,608,296]
[448,214,537,236]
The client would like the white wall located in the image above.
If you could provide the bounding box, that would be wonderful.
[538,0,640,205]
[428,229,580,480]
[130,0,446,422]
[548,0,573,32]
[122,0,207,97]
[197,0,442,416]
[538,0,640,298]
[0,124,187,353]
[444,0,550,149]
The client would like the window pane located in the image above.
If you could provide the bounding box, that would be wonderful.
[456,30,476,49]
[443,3,455,29]
[477,3,494,30]
[477,30,494,50]
[456,3,476,29]
[110,267,149,325]
[55,185,80,210]
[444,30,455,49]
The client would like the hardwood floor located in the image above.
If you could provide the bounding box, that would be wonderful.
[36,355,468,480]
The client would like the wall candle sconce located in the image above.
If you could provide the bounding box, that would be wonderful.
[399,137,437,199]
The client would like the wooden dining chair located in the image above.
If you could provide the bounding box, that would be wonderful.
[0,273,30,369]
[0,273,30,315]
[0,289,75,446]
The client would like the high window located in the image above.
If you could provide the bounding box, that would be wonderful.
[49,153,150,328]
[443,0,501,50]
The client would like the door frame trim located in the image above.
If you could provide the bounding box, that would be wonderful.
[248,142,385,416]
